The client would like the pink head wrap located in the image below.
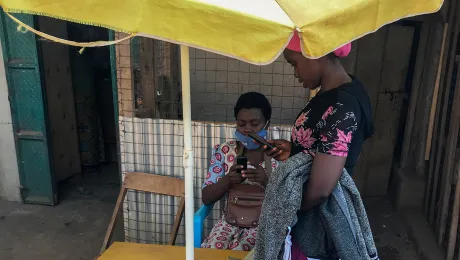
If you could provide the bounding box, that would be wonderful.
[286,31,351,58]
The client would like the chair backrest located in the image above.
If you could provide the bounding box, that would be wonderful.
[100,172,185,254]
[123,172,185,196]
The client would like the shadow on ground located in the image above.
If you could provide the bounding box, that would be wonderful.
[0,163,123,260]
[1,170,423,259]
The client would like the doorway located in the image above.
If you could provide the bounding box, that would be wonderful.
[36,16,120,203]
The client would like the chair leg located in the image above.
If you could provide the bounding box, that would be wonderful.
[100,186,128,254]
[168,196,185,245]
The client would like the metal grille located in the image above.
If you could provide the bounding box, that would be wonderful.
[114,33,309,245]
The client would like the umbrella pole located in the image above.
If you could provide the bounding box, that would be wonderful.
[180,45,194,260]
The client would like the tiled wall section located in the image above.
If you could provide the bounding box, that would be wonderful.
[189,49,309,125]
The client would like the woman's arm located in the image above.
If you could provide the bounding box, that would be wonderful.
[201,144,244,205]
[202,176,231,206]
[299,99,359,211]
[299,152,345,211]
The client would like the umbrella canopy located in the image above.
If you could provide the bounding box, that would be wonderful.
[0,0,443,64]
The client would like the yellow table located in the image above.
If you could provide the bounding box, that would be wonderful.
[98,242,249,260]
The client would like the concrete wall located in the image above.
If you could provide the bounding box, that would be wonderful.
[0,43,21,202]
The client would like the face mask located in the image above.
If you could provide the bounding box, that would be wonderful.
[235,128,268,150]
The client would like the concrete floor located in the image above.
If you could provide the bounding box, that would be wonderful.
[0,163,123,260]
[0,167,435,259]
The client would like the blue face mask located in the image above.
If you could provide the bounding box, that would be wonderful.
[235,128,268,150]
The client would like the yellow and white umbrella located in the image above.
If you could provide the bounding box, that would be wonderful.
[0,0,443,259]
[0,0,443,64]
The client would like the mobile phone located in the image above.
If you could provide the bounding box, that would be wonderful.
[248,132,276,150]
[236,156,247,173]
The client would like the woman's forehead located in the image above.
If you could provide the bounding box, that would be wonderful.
[237,108,264,120]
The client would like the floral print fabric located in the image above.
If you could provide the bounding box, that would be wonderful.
[201,140,278,250]
[291,91,359,158]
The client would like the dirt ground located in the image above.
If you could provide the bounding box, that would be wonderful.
[0,167,435,260]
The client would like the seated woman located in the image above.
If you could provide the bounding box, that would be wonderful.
[201,92,278,251]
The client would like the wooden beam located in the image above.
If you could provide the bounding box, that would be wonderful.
[425,24,449,160]
[168,196,185,245]
[428,0,460,224]
[437,57,460,244]
[400,23,430,171]
[115,32,134,117]
[138,38,157,118]
[446,149,460,260]
[426,0,459,217]
[123,172,185,197]
[100,186,128,253]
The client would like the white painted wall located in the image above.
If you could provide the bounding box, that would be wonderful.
[0,43,21,202]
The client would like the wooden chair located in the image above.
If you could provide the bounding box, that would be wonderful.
[100,172,185,254]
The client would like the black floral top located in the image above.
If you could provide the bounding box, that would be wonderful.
[290,79,374,175]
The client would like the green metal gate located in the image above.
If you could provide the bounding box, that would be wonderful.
[0,12,56,205]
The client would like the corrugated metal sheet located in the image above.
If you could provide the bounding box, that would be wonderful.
[119,116,292,245]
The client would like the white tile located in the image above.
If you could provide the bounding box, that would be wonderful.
[206,59,217,70]
[205,71,216,82]
[249,65,261,73]
[272,85,283,97]
[294,87,308,97]
[282,86,294,96]
[216,60,228,71]
[261,64,273,74]
[228,72,239,83]
[283,62,293,74]
[216,71,228,83]
[195,49,206,58]
[205,82,216,93]
[247,85,260,93]
[273,62,284,74]
[238,72,249,84]
[271,96,282,109]
[272,108,282,121]
[249,73,261,85]
[281,96,294,109]
[261,74,273,85]
[273,74,283,86]
[228,60,240,72]
[283,75,295,86]
[227,83,239,94]
[195,59,206,70]
[206,52,217,59]
[239,61,249,72]
[259,86,272,97]
[196,71,206,82]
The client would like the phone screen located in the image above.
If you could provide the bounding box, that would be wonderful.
[236,156,247,173]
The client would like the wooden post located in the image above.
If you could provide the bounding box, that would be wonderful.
[115,32,134,117]
[446,149,460,260]
[399,23,430,171]
[428,0,460,224]
[436,55,460,244]
[425,25,449,160]
[425,0,459,217]
[138,38,157,118]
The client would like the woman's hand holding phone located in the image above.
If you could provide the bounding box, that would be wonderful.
[241,163,268,186]
[226,164,245,186]
[264,139,292,161]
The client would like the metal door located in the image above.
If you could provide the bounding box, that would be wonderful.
[0,12,56,205]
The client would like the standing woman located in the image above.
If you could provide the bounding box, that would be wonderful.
[266,32,374,211]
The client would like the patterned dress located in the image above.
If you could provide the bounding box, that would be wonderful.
[201,140,279,251]
[290,84,363,172]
